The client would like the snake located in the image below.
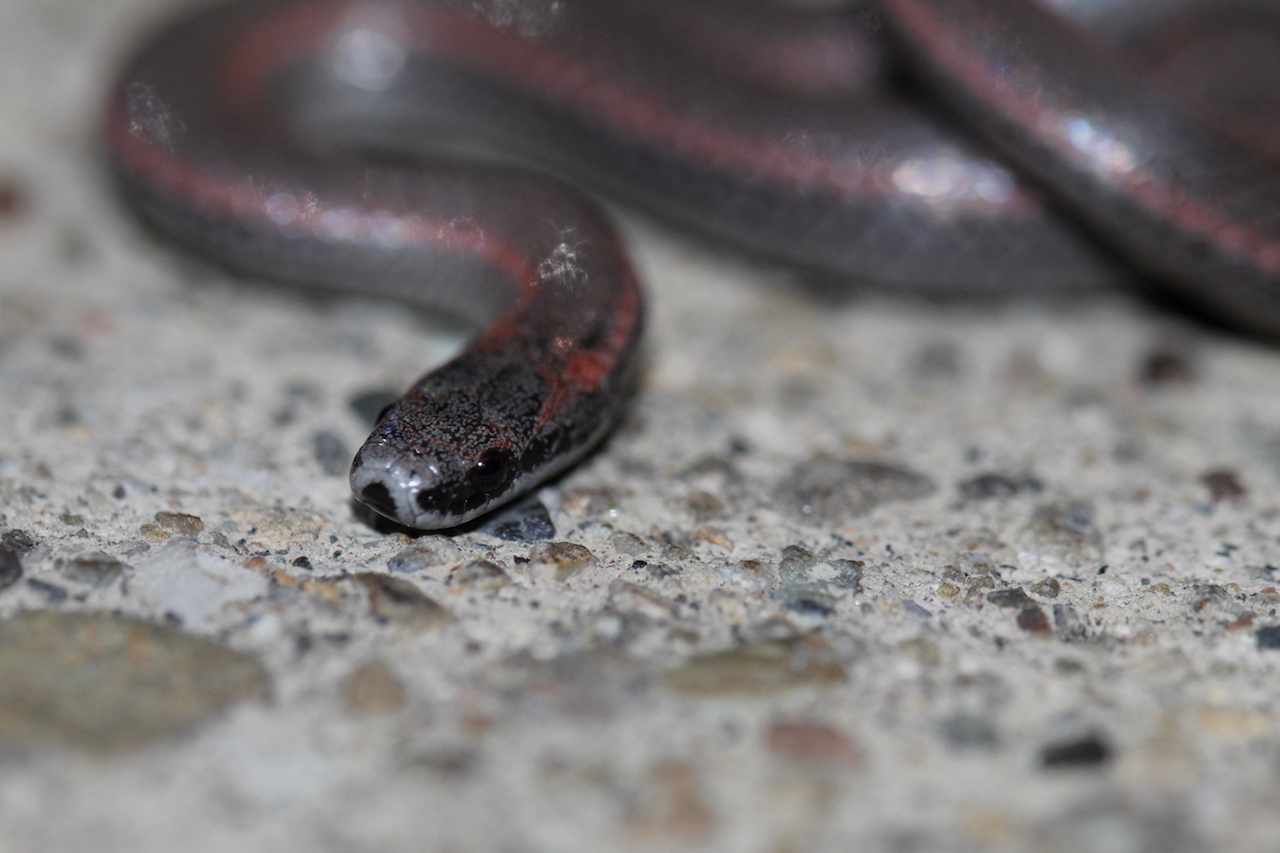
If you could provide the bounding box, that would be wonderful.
[103,0,1280,529]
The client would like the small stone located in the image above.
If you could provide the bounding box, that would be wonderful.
[560,487,620,517]
[1140,349,1194,386]
[1226,614,1255,631]
[354,573,455,631]
[964,576,997,604]
[1189,583,1232,614]
[1030,501,1102,553]
[646,561,680,580]
[1255,625,1280,649]
[311,431,350,477]
[154,512,204,536]
[481,499,554,542]
[527,542,598,582]
[0,180,27,221]
[778,546,817,584]
[1029,578,1061,599]
[958,472,1043,501]
[0,611,271,754]
[957,551,998,575]
[1040,732,1113,768]
[133,539,269,628]
[901,600,932,618]
[1201,469,1245,503]
[342,660,407,716]
[611,531,649,556]
[0,530,38,555]
[940,713,999,750]
[56,552,126,588]
[1017,606,1052,633]
[765,720,862,766]
[1053,605,1086,640]
[686,491,726,523]
[782,458,935,522]
[0,548,22,592]
[987,588,1035,609]
[785,595,835,618]
[387,536,464,573]
[714,559,774,593]
[693,528,733,549]
[609,580,679,620]
[25,579,68,604]
[775,546,863,611]
[662,635,845,697]
[450,559,510,592]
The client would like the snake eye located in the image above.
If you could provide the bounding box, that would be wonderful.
[469,449,511,495]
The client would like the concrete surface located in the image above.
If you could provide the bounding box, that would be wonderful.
[2,0,1280,850]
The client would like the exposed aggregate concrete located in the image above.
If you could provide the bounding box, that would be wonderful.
[2,0,1280,850]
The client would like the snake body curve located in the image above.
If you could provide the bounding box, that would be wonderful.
[104,0,1280,529]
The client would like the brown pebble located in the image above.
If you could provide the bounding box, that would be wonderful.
[154,511,204,536]
[1017,606,1052,633]
[765,720,862,766]
[1030,501,1102,553]
[0,611,271,754]
[609,580,679,620]
[1201,470,1245,503]
[0,181,27,221]
[964,576,996,605]
[693,528,733,549]
[527,541,598,582]
[1029,578,1061,599]
[342,660,407,716]
[610,531,648,557]
[686,491,726,523]
[449,559,510,591]
[56,552,126,588]
[988,588,1036,609]
[559,487,620,517]
[1140,349,1194,386]
[353,573,455,631]
[387,536,464,572]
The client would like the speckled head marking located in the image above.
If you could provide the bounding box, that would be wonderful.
[350,352,552,528]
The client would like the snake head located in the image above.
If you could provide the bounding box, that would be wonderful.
[348,352,557,529]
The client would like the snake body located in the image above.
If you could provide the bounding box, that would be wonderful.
[104,0,1280,529]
